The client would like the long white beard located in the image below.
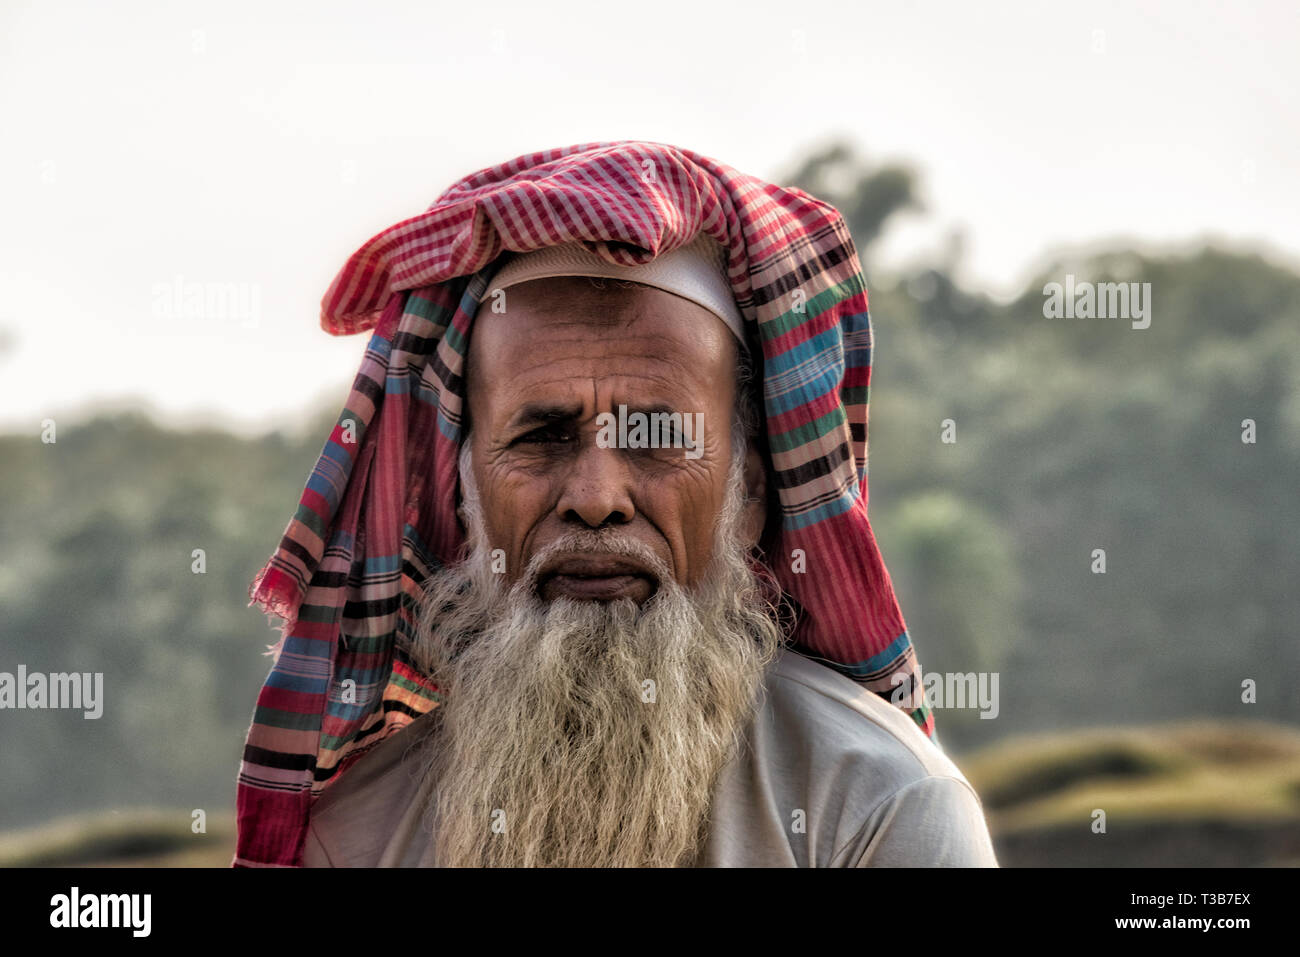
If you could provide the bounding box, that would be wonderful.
[410,444,783,867]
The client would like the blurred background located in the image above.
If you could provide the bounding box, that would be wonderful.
[2,0,1298,867]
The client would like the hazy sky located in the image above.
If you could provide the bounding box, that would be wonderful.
[2,0,1297,434]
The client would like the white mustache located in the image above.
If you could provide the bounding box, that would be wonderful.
[517,530,674,596]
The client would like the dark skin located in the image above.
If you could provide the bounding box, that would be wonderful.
[463,276,766,602]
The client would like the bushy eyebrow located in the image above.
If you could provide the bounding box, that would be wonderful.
[506,401,584,432]
[505,401,686,432]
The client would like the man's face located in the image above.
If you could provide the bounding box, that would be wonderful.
[464,276,761,601]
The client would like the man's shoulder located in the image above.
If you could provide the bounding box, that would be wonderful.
[699,646,998,866]
[763,647,969,786]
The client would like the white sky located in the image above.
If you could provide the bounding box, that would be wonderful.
[2,0,1297,435]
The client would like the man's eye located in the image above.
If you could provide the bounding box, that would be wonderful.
[656,423,683,445]
[516,426,571,445]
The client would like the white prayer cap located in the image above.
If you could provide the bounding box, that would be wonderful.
[485,232,746,345]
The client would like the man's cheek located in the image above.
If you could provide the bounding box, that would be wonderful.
[641,480,722,576]
[649,461,727,517]
[490,482,555,570]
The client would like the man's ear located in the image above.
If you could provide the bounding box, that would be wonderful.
[740,442,767,549]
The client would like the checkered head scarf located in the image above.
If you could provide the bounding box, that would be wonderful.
[235,140,933,867]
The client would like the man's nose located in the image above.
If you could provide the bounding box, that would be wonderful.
[555,441,636,527]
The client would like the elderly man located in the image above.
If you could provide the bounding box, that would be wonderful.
[235,141,998,868]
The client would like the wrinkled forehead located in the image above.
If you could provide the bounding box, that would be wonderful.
[465,276,738,415]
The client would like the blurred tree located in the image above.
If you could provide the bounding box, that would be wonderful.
[780,140,922,268]
[878,491,1024,677]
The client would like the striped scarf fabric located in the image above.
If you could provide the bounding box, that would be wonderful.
[235,140,933,867]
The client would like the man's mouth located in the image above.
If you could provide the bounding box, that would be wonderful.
[536,555,659,603]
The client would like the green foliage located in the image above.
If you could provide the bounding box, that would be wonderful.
[0,413,328,828]
[863,246,1300,751]
[876,492,1023,676]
